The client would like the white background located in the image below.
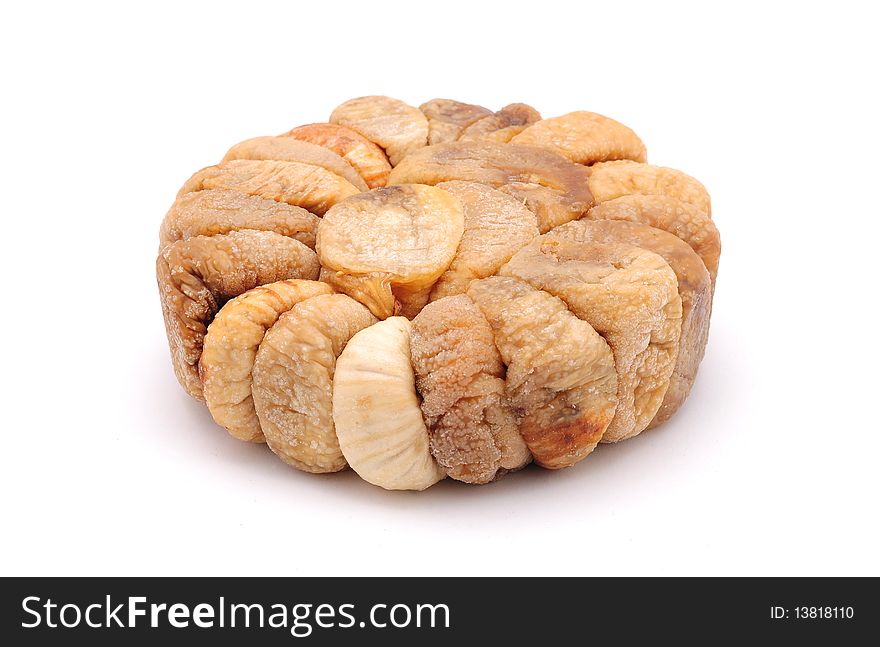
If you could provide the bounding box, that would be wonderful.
[1,1,877,576]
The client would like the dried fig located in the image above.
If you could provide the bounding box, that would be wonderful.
[419,98,493,145]
[549,219,711,427]
[316,185,464,319]
[330,96,428,166]
[511,110,646,165]
[333,317,446,490]
[284,123,391,189]
[458,103,542,143]
[466,277,618,469]
[429,181,539,300]
[159,188,319,250]
[199,280,332,442]
[586,193,720,282]
[588,160,712,217]
[501,238,682,442]
[177,159,360,216]
[411,295,531,484]
[221,135,369,191]
[157,230,320,400]
[387,141,593,232]
[252,294,377,473]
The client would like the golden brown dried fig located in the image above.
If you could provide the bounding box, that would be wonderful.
[387,141,593,233]
[177,159,360,216]
[501,238,682,442]
[316,185,464,319]
[159,188,319,250]
[588,160,712,216]
[549,219,711,427]
[511,111,646,164]
[458,103,542,143]
[330,96,428,166]
[333,317,446,490]
[466,277,618,469]
[199,280,332,442]
[411,295,531,483]
[586,193,720,282]
[419,98,493,145]
[252,294,377,473]
[157,230,320,400]
[429,181,539,300]
[284,123,391,189]
[221,136,369,191]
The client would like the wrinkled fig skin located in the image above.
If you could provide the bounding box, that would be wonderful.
[199,280,332,442]
[586,193,720,283]
[177,159,360,216]
[588,161,711,216]
[466,277,618,469]
[221,136,368,191]
[388,141,593,233]
[330,96,429,166]
[549,220,711,427]
[512,111,647,165]
[252,294,377,473]
[430,181,540,301]
[284,123,391,189]
[419,98,493,145]
[159,189,319,251]
[157,230,320,400]
[501,239,682,442]
[411,296,531,484]
[316,184,464,319]
[458,103,542,143]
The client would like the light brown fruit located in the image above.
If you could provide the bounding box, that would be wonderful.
[157,230,320,400]
[466,277,618,469]
[586,193,720,282]
[177,159,360,216]
[333,317,446,490]
[330,96,428,166]
[511,110,647,165]
[419,98,493,145]
[199,280,332,442]
[549,219,711,427]
[387,141,593,233]
[252,294,377,473]
[284,123,391,189]
[316,185,464,319]
[588,160,712,216]
[501,238,682,442]
[429,181,539,300]
[411,295,531,484]
[159,188,319,251]
[221,135,369,191]
[458,103,541,143]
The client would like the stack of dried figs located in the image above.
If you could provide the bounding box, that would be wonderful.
[157,96,720,490]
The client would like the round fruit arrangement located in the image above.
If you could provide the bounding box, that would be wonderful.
[157,96,721,490]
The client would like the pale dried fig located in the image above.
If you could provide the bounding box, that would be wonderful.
[586,193,720,282]
[429,181,539,300]
[330,96,428,166]
[387,141,593,232]
[316,185,464,319]
[549,219,711,427]
[333,317,446,490]
[419,98,493,145]
[466,277,618,469]
[511,110,646,165]
[178,159,360,216]
[588,160,712,217]
[411,295,531,484]
[221,135,369,191]
[252,294,377,473]
[199,280,332,442]
[284,123,391,189]
[157,230,320,399]
[458,103,541,143]
[501,238,682,442]
[159,188,319,250]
